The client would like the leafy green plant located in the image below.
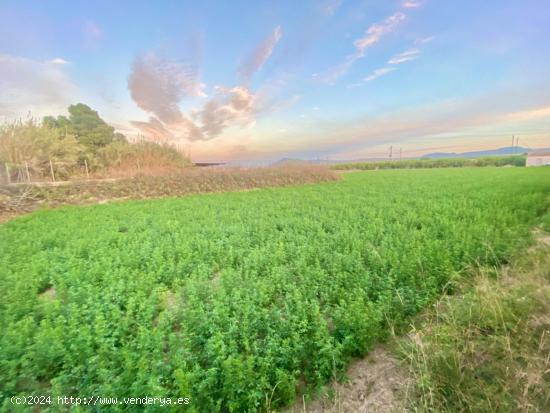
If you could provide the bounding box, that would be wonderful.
[0,168,549,412]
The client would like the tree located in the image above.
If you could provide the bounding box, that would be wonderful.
[43,115,72,138]
[67,103,120,150]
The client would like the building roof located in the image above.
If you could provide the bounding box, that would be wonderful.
[527,150,550,157]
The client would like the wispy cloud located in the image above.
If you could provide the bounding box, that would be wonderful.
[238,26,282,82]
[354,12,406,53]
[500,105,550,123]
[318,12,406,83]
[48,58,70,65]
[321,0,343,16]
[415,36,434,45]
[275,82,550,159]
[364,67,395,81]
[388,48,420,64]
[402,1,423,8]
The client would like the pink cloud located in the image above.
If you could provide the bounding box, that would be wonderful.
[239,26,282,82]
[388,48,420,64]
[195,86,256,138]
[402,1,423,8]
[354,12,406,53]
[128,52,207,140]
[129,27,285,142]
[364,67,395,81]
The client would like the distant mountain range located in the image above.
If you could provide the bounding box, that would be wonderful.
[422,146,540,159]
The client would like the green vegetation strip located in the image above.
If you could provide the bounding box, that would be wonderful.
[332,155,526,170]
[1,168,549,412]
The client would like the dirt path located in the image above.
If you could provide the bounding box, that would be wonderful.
[283,346,409,413]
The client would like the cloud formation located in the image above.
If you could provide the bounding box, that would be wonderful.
[354,12,406,52]
[130,117,174,140]
[318,12,406,83]
[415,36,434,45]
[364,67,395,81]
[128,53,205,122]
[238,26,282,82]
[0,54,79,119]
[49,58,70,65]
[402,1,423,8]
[127,52,206,140]
[129,26,283,142]
[388,48,420,64]
[195,86,256,138]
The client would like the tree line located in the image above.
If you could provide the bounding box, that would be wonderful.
[332,155,527,170]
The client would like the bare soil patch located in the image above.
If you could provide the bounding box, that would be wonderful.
[283,346,409,413]
[38,287,56,301]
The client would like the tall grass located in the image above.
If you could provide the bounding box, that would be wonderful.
[96,140,192,178]
[397,228,550,412]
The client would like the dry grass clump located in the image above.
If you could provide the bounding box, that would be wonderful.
[398,231,550,412]
[95,140,192,178]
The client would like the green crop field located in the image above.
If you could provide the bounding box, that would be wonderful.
[1,168,549,412]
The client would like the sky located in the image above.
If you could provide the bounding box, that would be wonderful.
[1,0,550,162]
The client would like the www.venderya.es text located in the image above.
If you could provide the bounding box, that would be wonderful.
[9,395,190,407]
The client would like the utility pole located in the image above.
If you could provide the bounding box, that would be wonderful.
[399,148,402,161]
[511,136,515,155]
[389,145,393,161]
[516,137,519,153]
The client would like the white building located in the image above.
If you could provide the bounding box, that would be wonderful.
[526,150,550,167]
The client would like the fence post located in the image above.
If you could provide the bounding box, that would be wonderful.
[5,163,10,184]
[25,161,31,183]
[84,159,90,179]
[49,159,56,182]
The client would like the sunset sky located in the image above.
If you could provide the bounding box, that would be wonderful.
[1,0,549,161]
